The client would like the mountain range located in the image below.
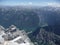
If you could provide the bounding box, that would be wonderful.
[0,6,60,45]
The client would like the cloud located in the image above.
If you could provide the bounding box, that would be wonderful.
[47,2,60,7]
[19,2,33,6]
[28,2,32,5]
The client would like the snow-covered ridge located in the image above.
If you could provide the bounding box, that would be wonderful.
[0,25,34,45]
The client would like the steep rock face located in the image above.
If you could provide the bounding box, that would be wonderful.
[0,7,39,31]
[0,6,60,32]
[30,27,60,45]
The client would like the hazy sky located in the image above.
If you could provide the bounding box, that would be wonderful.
[0,0,60,6]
